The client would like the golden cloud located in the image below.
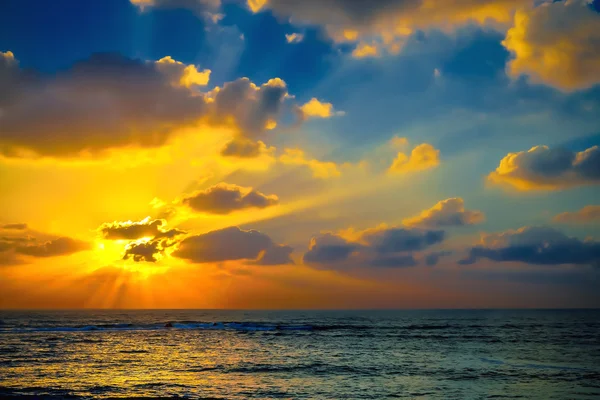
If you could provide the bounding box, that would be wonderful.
[388,143,440,174]
[503,0,600,91]
[403,198,485,228]
[553,205,600,224]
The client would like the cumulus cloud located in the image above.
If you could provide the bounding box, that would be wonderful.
[279,148,342,178]
[303,225,445,268]
[303,233,360,264]
[553,205,600,224]
[0,52,311,159]
[299,98,343,119]
[461,226,600,266]
[388,143,440,174]
[14,237,91,258]
[352,42,380,58]
[488,145,600,190]
[155,56,211,87]
[172,226,293,264]
[99,217,184,240]
[208,77,290,139]
[0,52,210,158]
[403,198,485,228]
[1,223,27,230]
[248,0,527,54]
[503,0,600,91]
[285,33,304,43]
[180,183,279,214]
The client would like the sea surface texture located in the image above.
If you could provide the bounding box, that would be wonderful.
[0,310,599,399]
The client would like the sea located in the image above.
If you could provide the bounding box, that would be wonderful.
[0,309,599,399]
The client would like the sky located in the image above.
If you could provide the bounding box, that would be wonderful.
[0,0,599,309]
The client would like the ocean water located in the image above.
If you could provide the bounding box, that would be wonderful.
[0,310,599,399]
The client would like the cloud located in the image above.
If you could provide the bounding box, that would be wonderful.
[488,145,600,190]
[221,138,275,158]
[130,0,222,20]
[388,143,440,174]
[299,98,343,119]
[99,217,184,240]
[303,225,445,268]
[0,52,310,159]
[403,198,485,227]
[155,56,211,87]
[285,33,304,43]
[207,77,291,139]
[0,53,210,158]
[425,250,453,266]
[503,0,600,91]
[553,205,600,224]
[352,42,379,58]
[180,183,279,214]
[303,233,360,264]
[172,226,293,264]
[462,226,600,266]
[1,223,27,230]
[279,148,342,178]
[122,238,178,262]
[14,237,91,258]
[248,0,526,54]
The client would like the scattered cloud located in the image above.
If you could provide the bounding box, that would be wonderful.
[285,33,304,43]
[553,205,600,224]
[247,0,526,54]
[403,198,485,228]
[388,143,440,174]
[172,226,293,264]
[488,145,600,190]
[279,148,342,179]
[221,138,275,158]
[503,0,600,91]
[299,98,343,119]
[461,226,600,266]
[180,183,279,214]
[352,42,379,58]
[303,224,445,268]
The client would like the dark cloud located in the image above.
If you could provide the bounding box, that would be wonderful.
[0,51,309,159]
[489,145,600,190]
[0,52,207,157]
[99,217,184,240]
[1,223,27,230]
[172,226,293,264]
[221,138,263,158]
[303,233,359,264]
[253,244,294,266]
[425,250,453,266]
[15,237,91,258]
[181,183,279,214]
[461,226,600,266]
[362,227,445,253]
[209,77,291,139]
[122,239,175,263]
[303,226,445,268]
